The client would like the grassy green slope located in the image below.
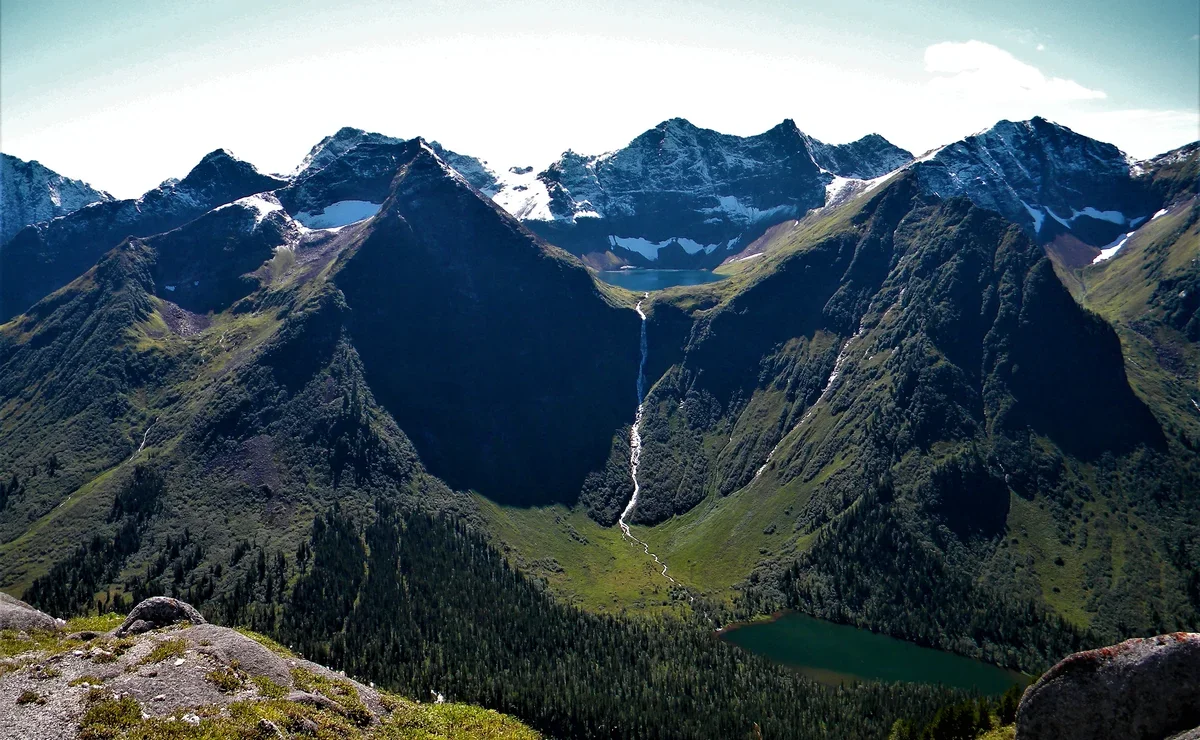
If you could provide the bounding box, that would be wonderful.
[1077,198,1200,443]
[485,172,1200,671]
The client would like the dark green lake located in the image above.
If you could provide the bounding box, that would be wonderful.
[595,269,726,291]
[720,613,1026,694]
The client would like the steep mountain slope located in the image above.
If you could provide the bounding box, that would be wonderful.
[0,137,977,740]
[330,141,639,503]
[639,175,1157,518]
[0,150,286,322]
[493,118,912,268]
[0,153,113,246]
[1066,144,1200,452]
[635,173,1197,656]
[482,168,1198,670]
[0,194,335,560]
[0,137,638,589]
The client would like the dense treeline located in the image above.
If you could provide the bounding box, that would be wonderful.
[218,504,971,740]
[24,465,165,616]
[889,684,1022,740]
[763,482,1086,670]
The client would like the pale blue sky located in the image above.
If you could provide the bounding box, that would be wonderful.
[3,0,1197,197]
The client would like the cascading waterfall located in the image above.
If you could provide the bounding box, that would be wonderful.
[619,294,678,585]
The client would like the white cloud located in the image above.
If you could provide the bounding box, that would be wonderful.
[925,40,1105,104]
[1057,109,1200,158]
[1036,43,1045,52]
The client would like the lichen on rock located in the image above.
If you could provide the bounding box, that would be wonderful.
[1016,632,1200,740]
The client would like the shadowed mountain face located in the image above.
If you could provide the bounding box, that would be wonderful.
[615,168,1195,665]
[0,150,286,322]
[630,174,1164,526]
[0,137,640,557]
[145,194,300,315]
[333,142,639,504]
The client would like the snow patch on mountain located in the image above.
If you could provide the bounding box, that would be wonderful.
[492,166,555,221]
[610,235,725,260]
[1023,202,1046,233]
[1072,207,1126,224]
[1092,232,1133,264]
[216,193,284,227]
[702,197,796,223]
[294,200,381,229]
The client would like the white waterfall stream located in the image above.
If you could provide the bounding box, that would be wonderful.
[618,295,679,585]
[61,416,159,510]
[129,417,159,461]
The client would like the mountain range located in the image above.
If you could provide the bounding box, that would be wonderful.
[0,115,1197,739]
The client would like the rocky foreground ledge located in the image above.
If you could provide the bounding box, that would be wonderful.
[0,595,538,739]
[1016,632,1200,740]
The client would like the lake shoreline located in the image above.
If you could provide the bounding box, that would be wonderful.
[714,610,787,635]
[719,610,1031,693]
[595,268,727,291]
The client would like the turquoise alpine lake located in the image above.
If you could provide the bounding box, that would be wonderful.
[595,269,727,291]
[720,613,1028,693]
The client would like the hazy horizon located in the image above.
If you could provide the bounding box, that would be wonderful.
[3,0,1197,198]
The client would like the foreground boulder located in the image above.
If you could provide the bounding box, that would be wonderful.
[0,592,61,632]
[1016,632,1200,740]
[113,596,206,636]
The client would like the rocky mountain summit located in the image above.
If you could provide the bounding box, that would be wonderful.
[805,132,913,180]
[0,597,537,739]
[491,118,913,267]
[275,128,498,229]
[1016,632,1200,740]
[728,118,1197,268]
[910,117,1157,249]
[0,154,113,246]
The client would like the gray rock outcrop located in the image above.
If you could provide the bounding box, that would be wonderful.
[1017,632,1200,740]
[0,592,61,632]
